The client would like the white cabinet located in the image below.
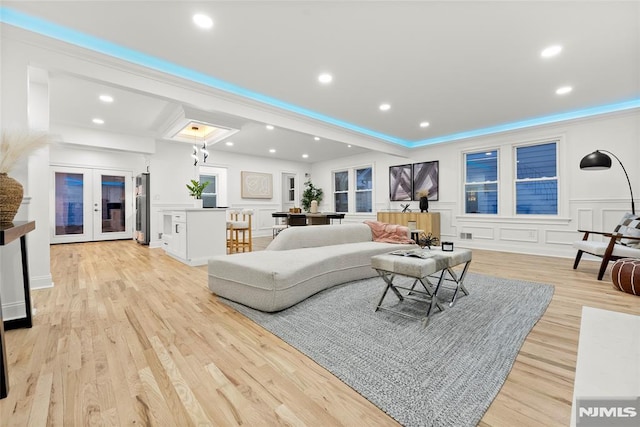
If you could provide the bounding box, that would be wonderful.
[172,212,187,259]
[162,209,227,266]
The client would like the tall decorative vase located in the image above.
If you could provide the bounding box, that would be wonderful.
[419,196,429,213]
[0,173,24,224]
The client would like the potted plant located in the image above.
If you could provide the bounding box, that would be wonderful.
[186,179,209,207]
[0,129,51,224]
[301,179,323,213]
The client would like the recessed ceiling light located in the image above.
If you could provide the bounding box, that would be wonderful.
[302,154,309,158]
[379,103,391,111]
[193,14,213,29]
[318,73,333,84]
[92,118,104,124]
[556,86,573,95]
[314,136,320,141]
[266,125,274,130]
[541,45,562,58]
[269,149,276,153]
[99,94,113,103]
[419,121,430,128]
[225,141,234,146]
[347,145,352,148]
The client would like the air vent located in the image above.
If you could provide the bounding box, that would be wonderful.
[459,232,473,240]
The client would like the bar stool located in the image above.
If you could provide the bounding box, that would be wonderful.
[227,209,253,252]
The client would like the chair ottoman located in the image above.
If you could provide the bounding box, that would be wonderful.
[611,258,640,296]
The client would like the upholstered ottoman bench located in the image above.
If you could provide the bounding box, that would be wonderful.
[611,258,640,296]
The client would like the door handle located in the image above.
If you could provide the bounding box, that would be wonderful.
[175,224,179,233]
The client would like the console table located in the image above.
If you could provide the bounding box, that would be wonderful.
[0,220,36,398]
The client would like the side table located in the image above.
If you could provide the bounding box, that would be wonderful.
[0,220,36,398]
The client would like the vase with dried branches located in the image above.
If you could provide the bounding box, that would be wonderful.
[0,130,51,224]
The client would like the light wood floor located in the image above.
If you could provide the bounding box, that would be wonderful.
[1,237,639,426]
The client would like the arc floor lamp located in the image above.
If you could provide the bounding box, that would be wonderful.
[580,150,635,214]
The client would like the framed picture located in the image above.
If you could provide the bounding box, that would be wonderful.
[412,161,439,201]
[389,164,412,201]
[241,171,273,199]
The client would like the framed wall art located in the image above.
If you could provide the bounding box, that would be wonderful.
[241,171,273,199]
[412,161,439,201]
[389,164,412,201]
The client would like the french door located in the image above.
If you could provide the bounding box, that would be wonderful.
[51,166,133,243]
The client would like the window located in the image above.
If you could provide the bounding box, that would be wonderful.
[333,170,349,212]
[355,167,373,212]
[333,166,374,213]
[288,177,295,202]
[199,174,217,208]
[464,150,498,214]
[515,142,557,214]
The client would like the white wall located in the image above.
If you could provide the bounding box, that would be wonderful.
[311,110,640,258]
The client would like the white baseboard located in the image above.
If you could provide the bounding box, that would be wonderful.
[31,274,53,290]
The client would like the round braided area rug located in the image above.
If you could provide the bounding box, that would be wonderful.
[611,258,640,296]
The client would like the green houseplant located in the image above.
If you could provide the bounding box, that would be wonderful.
[186,179,209,199]
[301,179,323,212]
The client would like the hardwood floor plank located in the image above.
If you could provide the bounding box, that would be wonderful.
[1,239,638,426]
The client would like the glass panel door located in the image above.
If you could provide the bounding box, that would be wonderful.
[54,171,87,237]
[93,170,132,241]
[51,167,133,243]
[92,170,133,244]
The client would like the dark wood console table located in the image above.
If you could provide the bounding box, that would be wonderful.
[0,220,36,398]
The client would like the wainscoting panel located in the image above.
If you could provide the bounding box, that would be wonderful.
[602,208,629,231]
[576,208,593,232]
[461,226,494,240]
[545,229,580,246]
[499,227,539,243]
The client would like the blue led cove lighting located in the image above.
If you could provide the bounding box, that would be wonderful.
[1,6,639,148]
[410,99,640,148]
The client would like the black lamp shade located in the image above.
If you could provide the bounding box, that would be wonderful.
[580,150,612,170]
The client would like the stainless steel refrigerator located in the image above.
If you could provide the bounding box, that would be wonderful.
[135,173,150,245]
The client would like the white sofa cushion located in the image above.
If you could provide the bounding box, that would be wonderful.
[573,240,640,258]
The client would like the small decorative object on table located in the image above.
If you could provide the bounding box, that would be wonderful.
[417,231,439,249]
[400,203,411,213]
[417,189,429,212]
[442,241,454,251]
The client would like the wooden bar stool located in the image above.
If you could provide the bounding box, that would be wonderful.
[227,209,253,253]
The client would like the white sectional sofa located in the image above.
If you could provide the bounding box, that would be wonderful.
[208,223,417,312]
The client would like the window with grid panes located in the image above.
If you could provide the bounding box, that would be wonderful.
[515,142,558,215]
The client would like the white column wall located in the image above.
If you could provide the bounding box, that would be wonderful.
[0,47,52,319]
[311,110,640,259]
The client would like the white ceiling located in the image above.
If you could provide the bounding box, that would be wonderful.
[3,1,640,162]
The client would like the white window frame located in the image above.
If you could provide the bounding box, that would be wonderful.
[354,166,373,213]
[332,164,375,214]
[513,140,559,216]
[463,149,500,215]
[333,169,349,213]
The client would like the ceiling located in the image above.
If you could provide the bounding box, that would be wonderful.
[2,1,639,162]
